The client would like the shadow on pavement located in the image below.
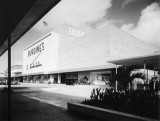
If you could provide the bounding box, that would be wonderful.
[0,88,9,121]
[0,88,102,121]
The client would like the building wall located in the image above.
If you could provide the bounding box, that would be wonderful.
[54,23,86,46]
[58,24,157,72]
[58,25,111,71]
[11,65,22,77]
[22,23,158,75]
[108,24,158,60]
[11,65,22,73]
[23,32,59,75]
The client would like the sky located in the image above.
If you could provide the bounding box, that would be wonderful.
[0,0,160,73]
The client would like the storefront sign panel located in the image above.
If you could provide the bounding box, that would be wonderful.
[23,32,59,75]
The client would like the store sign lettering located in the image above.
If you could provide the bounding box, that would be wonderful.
[30,61,42,69]
[27,61,42,70]
[26,42,45,70]
[28,42,44,57]
[69,28,85,37]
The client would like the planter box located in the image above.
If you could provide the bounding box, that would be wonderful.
[67,102,159,121]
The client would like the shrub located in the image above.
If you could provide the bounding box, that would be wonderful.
[81,88,160,119]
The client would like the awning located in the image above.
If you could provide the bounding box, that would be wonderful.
[107,53,160,70]
[0,0,61,56]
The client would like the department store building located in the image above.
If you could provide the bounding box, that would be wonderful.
[22,23,158,85]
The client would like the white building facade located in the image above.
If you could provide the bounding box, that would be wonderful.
[22,23,158,85]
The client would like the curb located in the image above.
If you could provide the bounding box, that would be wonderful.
[67,102,159,121]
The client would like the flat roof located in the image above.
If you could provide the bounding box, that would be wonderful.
[0,0,61,56]
[107,53,160,70]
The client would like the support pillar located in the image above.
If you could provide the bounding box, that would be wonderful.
[153,67,156,90]
[159,70,160,82]
[147,69,149,84]
[143,63,146,90]
[115,64,118,91]
[49,74,54,83]
[144,63,146,76]
[58,73,61,84]
[146,69,148,90]
[8,35,11,121]
[128,82,131,91]
[26,76,29,82]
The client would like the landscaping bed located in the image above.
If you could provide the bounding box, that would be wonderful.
[80,88,160,120]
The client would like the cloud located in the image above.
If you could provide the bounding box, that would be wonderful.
[34,0,112,32]
[122,0,138,8]
[121,2,160,48]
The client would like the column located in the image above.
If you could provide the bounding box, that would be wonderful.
[49,74,54,83]
[8,35,11,121]
[144,63,146,75]
[159,70,160,82]
[144,63,146,90]
[153,67,155,90]
[26,76,29,82]
[115,64,118,91]
[146,69,148,90]
[147,69,148,83]
[58,73,61,83]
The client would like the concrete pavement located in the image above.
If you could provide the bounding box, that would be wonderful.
[0,90,103,121]
[0,83,107,120]
[19,83,108,109]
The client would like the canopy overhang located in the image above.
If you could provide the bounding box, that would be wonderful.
[0,1,61,119]
[107,53,160,70]
[0,0,61,56]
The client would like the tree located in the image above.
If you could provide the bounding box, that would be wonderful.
[0,68,8,84]
[111,64,143,90]
[130,72,145,81]
[0,69,8,77]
